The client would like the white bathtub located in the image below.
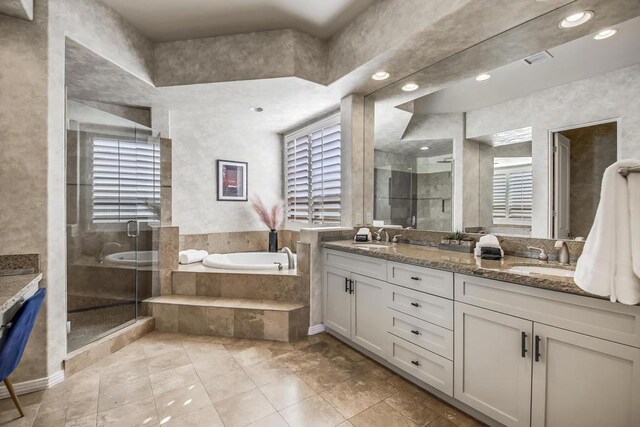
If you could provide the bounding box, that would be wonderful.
[104,250,158,266]
[202,252,296,271]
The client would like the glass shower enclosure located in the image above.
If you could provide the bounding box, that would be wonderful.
[66,100,160,352]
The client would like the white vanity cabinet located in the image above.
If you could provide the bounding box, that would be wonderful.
[322,249,640,427]
[322,251,388,358]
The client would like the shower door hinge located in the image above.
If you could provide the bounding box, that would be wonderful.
[66,321,71,334]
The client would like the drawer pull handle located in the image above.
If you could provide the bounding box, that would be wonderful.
[410,302,421,308]
[410,276,421,281]
[410,329,420,335]
[411,360,420,366]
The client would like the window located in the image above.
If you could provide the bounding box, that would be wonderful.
[92,138,160,224]
[492,158,532,225]
[286,117,341,225]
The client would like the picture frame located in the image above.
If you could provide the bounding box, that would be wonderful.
[217,160,248,201]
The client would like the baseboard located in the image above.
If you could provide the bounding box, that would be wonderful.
[308,324,325,335]
[0,370,64,399]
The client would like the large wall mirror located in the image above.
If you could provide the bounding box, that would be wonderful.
[365,5,640,239]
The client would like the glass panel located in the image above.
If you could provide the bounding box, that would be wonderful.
[65,100,159,352]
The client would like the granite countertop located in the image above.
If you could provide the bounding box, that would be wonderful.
[0,273,42,314]
[322,240,602,300]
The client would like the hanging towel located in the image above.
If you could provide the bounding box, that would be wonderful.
[574,160,640,305]
[474,234,504,258]
[179,250,209,264]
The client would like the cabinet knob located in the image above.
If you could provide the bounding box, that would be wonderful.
[410,276,421,281]
[410,302,421,308]
[410,329,420,335]
[411,360,420,366]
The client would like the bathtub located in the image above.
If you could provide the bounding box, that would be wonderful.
[103,250,158,266]
[202,252,296,271]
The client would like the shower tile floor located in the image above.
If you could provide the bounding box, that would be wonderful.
[67,304,137,352]
[0,332,484,427]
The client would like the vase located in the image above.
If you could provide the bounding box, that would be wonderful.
[268,229,278,252]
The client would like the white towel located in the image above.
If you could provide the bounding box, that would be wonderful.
[473,234,504,257]
[574,160,640,305]
[179,249,209,264]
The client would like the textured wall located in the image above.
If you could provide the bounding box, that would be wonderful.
[154,29,326,87]
[170,109,283,234]
[63,0,154,83]
[0,0,50,382]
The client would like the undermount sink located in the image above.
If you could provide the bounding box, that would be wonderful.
[354,243,392,250]
[509,265,575,278]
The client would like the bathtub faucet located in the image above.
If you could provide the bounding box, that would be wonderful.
[98,242,122,263]
[280,247,295,270]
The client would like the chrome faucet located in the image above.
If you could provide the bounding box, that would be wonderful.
[527,246,548,261]
[375,228,390,243]
[392,234,403,244]
[280,247,295,270]
[98,242,122,263]
[555,241,570,265]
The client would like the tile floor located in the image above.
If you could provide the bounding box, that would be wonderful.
[0,332,484,427]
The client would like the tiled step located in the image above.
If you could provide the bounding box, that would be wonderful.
[171,266,306,303]
[145,295,309,342]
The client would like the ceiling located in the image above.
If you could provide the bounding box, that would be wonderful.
[414,15,640,115]
[65,39,343,135]
[98,0,377,42]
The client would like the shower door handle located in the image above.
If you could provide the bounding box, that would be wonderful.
[126,220,139,238]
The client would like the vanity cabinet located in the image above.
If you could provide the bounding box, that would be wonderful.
[322,258,388,358]
[322,249,640,427]
[530,323,640,427]
[455,301,640,427]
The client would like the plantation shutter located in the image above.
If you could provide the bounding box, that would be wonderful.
[492,166,532,224]
[92,138,161,223]
[286,135,311,222]
[507,169,533,222]
[311,123,341,224]
[286,117,341,225]
[492,171,507,221]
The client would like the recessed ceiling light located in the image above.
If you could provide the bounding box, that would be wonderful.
[372,71,390,80]
[476,73,491,81]
[559,11,594,29]
[249,106,263,112]
[420,146,430,151]
[594,28,617,40]
[402,83,419,92]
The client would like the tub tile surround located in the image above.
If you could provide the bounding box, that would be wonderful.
[179,229,300,254]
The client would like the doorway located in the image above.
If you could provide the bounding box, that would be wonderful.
[551,121,618,239]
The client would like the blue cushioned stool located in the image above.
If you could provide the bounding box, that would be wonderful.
[0,288,46,418]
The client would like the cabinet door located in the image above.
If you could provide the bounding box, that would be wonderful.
[351,273,387,357]
[323,266,351,339]
[531,323,640,427]
[454,302,533,427]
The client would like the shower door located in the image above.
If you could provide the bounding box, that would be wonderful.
[66,100,160,352]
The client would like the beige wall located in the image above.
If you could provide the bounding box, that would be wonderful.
[0,0,51,382]
[169,109,283,234]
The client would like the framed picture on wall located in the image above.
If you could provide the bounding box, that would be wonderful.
[217,160,248,201]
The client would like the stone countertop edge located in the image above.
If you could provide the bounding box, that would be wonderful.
[321,241,608,301]
[0,273,43,313]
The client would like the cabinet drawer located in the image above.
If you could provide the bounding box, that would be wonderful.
[388,262,453,299]
[387,308,453,360]
[387,334,453,396]
[387,284,453,329]
[323,249,387,281]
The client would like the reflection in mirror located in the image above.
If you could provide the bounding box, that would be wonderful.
[374,140,453,230]
[552,122,617,240]
[368,13,640,238]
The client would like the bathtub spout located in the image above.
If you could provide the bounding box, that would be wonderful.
[98,242,122,263]
[280,247,295,270]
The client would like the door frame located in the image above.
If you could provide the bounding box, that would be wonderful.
[546,117,621,238]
